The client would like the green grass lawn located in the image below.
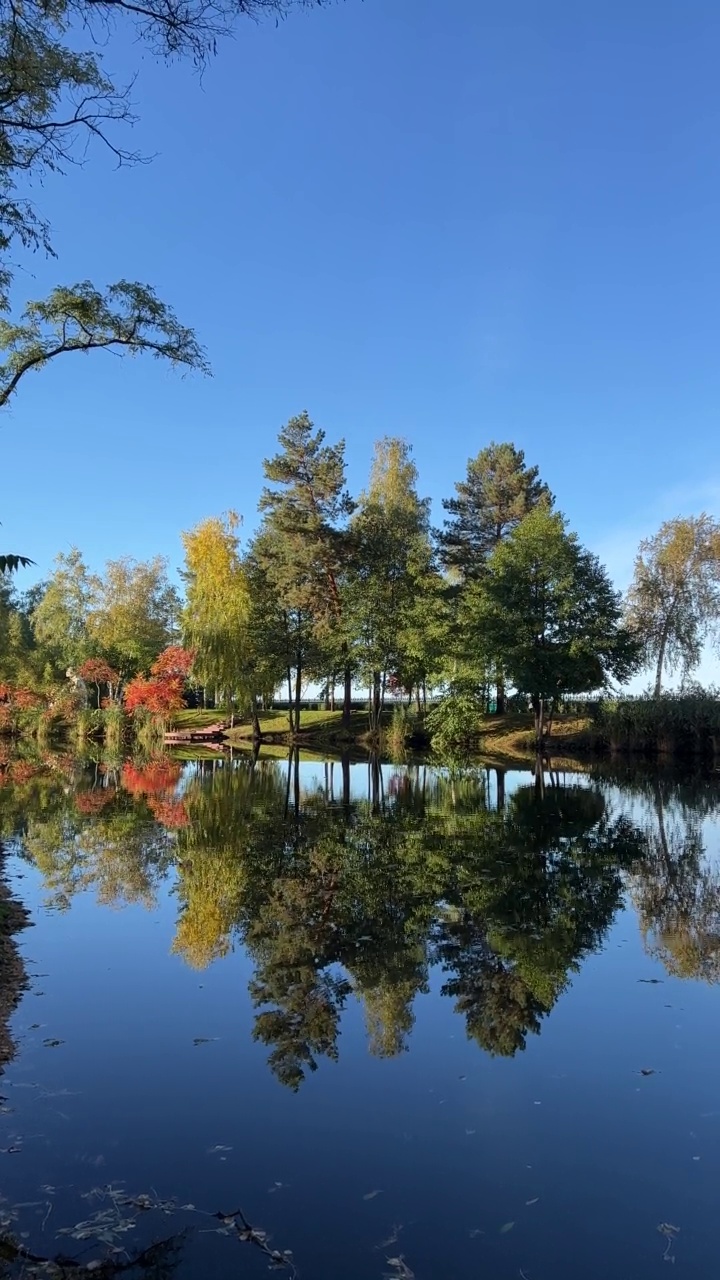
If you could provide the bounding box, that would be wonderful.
[169,706,377,739]
[228,708,381,739]
[168,708,231,729]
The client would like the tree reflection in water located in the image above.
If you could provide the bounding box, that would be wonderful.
[5,749,720,1088]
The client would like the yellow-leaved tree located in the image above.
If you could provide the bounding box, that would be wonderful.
[182,511,280,731]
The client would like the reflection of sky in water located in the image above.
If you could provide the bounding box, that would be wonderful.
[1,761,719,1279]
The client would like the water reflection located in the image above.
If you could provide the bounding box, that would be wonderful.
[5,749,720,1090]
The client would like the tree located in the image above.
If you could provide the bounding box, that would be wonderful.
[257,412,354,729]
[77,657,120,706]
[31,548,93,671]
[466,507,640,744]
[0,284,208,412]
[626,515,720,697]
[0,0,340,557]
[123,644,193,715]
[440,442,552,711]
[181,512,279,730]
[88,555,180,677]
[345,437,438,730]
[440,442,552,580]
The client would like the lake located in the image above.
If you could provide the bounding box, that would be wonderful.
[0,750,719,1278]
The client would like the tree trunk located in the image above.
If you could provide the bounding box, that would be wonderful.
[341,751,350,810]
[654,631,668,698]
[342,656,352,728]
[294,654,302,736]
[286,668,294,734]
[496,674,505,715]
[293,747,300,816]
[496,768,506,811]
[371,670,381,732]
[532,694,545,746]
[251,701,261,740]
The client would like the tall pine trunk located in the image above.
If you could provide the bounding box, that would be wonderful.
[496,674,505,715]
[294,653,302,736]
[286,668,294,734]
[342,650,352,727]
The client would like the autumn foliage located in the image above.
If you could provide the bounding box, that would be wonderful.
[78,659,120,702]
[0,683,44,731]
[123,646,194,716]
[121,759,183,797]
[120,757,188,829]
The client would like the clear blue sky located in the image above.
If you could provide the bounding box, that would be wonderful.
[5,0,720,675]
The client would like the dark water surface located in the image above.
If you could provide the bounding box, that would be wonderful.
[1,752,719,1278]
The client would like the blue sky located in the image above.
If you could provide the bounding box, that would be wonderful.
[4,0,720,680]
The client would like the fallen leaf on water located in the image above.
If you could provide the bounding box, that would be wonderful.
[500,1221,515,1234]
[363,1189,383,1201]
[526,1198,539,1205]
[639,1068,657,1077]
[468,1229,484,1238]
[658,1224,679,1238]
[465,1129,476,1135]
[638,978,663,984]
[42,1039,64,1048]
[193,1037,218,1046]
[207,1144,232,1154]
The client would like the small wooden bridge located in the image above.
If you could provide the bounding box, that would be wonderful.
[164,722,228,745]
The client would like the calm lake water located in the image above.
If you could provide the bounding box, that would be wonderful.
[1,751,719,1278]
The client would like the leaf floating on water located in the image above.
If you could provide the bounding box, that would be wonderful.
[42,1038,64,1048]
[638,978,664,984]
[639,1068,657,1077]
[363,1189,383,1201]
[377,1225,403,1249]
[193,1037,218,1046]
[465,1129,476,1135]
[526,1198,539,1206]
[469,1228,484,1238]
[383,1256,414,1280]
[500,1221,515,1234]
[207,1144,232,1154]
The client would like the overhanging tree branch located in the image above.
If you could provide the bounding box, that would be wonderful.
[0,279,210,409]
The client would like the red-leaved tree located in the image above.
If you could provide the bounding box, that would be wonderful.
[78,659,121,707]
[123,646,194,718]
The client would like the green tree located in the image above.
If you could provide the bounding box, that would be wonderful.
[625,514,720,697]
[88,556,180,678]
[466,507,640,744]
[31,547,93,672]
[257,412,355,730]
[440,442,552,712]
[346,437,438,730]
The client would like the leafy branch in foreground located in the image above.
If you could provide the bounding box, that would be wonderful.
[0,281,209,409]
[0,555,33,574]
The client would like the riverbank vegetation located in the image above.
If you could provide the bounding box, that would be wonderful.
[2,417,720,760]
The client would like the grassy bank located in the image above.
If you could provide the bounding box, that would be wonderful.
[83,693,720,764]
